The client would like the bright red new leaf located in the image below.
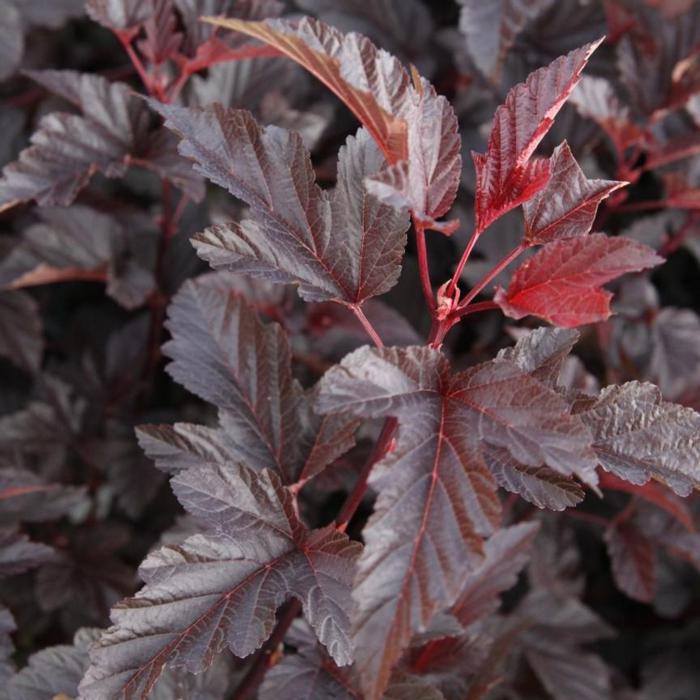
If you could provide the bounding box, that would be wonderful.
[495,234,663,327]
[472,38,604,234]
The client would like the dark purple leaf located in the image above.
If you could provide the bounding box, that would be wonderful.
[174,0,284,56]
[259,621,359,700]
[0,526,54,578]
[0,71,148,211]
[574,381,700,497]
[13,0,84,28]
[0,468,86,523]
[136,0,182,65]
[0,70,202,212]
[457,0,556,82]
[649,307,700,399]
[204,16,461,228]
[0,606,15,687]
[483,444,584,510]
[617,4,700,116]
[295,0,434,67]
[85,0,154,30]
[496,326,580,387]
[451,522,539,628]
[151,99,409,303]
[159,277,358,485]
[0,290,43,372]
[317,343,597,698]
[0,1,23,81]
[80,465,360,699]
[7,629,96,700]
[0,205,155,310]
[569,75,647,160]
[517,589,614,700]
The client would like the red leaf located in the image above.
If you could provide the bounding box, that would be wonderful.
[472,38,603,233]
[523,143,625,245]
[495,234,663,327]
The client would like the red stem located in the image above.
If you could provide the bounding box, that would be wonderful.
[448,225,481,295]
[453,300,499,319]
[336,418,397,532]
[351,305,384,347]
[456,244,525,312]
[117,32,154,94]
[229,599,302,700]
[659,212,700,257]
[413,217,435,311]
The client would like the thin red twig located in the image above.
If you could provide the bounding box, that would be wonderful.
[229,599,302,700]
[351,305,384,347]
[336,418,397,532]
[413,217,435,311]
[448,225,481,295]
[453,300,499,319]
[456,244,525,311]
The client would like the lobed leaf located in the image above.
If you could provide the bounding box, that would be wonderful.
[259,621,359,700]
[0,0,23,81]
[202,15,461,227]
[522,142,625,245]
[574,381,700,497]
[450,522,540,628]
[495,234,663,327]
[80,464,360,699]
[518,590,614,700]
[317,343,597,698]
[569,75,647,160]
[85,0,154,30]
[0,70,203,212]
[7,630,95,700]
[472,39,603,234]
[483,444,584,510]
[0,527,55,579]
[0,205,155,309]
[152,100,409,303]
[160,277,358,485]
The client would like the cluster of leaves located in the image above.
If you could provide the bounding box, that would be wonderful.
[2,1,700,699]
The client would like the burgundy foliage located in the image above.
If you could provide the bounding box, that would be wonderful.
[1,2,700,699]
